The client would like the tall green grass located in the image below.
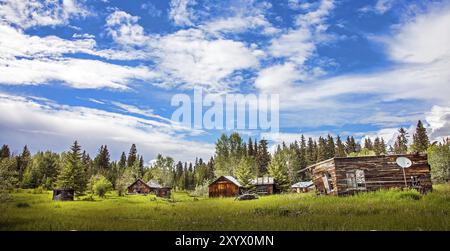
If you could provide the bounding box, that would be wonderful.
[0,184,449,230]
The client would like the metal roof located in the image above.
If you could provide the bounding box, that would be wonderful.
[291,181,314,188]
[252,177,274,185]
[146,179,162,188]
[223,176,242,187]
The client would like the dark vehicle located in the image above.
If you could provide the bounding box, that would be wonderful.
[235,194,258,201]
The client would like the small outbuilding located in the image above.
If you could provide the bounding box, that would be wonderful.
[300,153,432,196]
[252,177,275,195]
[156,187,172,198]
[209,176,242,197]
[53,188,74,201]
[291,181,314,193]
[147,179,162,193]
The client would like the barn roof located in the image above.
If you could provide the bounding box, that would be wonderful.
[127,178,150,189]
[210,176,242,187]
[291,181,314,188]
[147,179,162,188]
[224,176,242,187]
[252,177,274,185]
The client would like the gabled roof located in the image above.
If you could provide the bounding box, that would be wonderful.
[291,181,314,188]
[223,176,242,187]
[210,176,242,187]
[252,177,274,185]
[127,178,150,189]
[147,179,162,188]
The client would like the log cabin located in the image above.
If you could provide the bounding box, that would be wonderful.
[299,154,432,196]
[127,179,171,197]
[127,179,151,194]
[208,176,242,197]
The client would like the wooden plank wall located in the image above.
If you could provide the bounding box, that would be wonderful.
[312,154,432,196]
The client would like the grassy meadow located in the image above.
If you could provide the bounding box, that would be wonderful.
[1,184,450,231]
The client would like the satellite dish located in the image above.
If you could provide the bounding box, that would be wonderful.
[396,157,412,168]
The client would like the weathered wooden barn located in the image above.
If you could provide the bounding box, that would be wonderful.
[291,181,314,193]
[300,154,432,196]
[52,188,74,201]
[252,177,275,195]
[209,176,242,197]
[127,179,151,194]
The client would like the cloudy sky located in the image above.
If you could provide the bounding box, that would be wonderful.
[1,0,450,162]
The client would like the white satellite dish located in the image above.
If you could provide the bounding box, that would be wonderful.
[396,157,412,168]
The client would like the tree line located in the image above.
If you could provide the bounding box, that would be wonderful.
[0,120,448,199]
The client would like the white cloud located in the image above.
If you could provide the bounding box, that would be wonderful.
[0,93,213,162]
[0,57,157,89]
[255,63,301,93]
[152,29,262,91]
[105,10,149,47]
[269,28,315,64]
[0,0,90,29]
[426,106,450,141]
[168,0,196,26]
[359,0,394,15]
[381,5,450,64]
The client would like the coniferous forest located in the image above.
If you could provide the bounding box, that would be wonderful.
[1,120,449,200]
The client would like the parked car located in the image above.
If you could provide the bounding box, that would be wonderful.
[235,193,258,201]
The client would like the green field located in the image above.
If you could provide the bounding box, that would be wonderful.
[1,185,450,231]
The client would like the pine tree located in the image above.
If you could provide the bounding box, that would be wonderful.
[306,137,316,164]
[317,137,327,161]
[394,128,408,154]
[235,157,254,189]
[175,161,183,189]
[57,141,86,195]
[412,120,429,153]
[0,144,10,159]
[206,157,215,180]
[17,145,31,182]
[345,136,358,154]
[335,136,346,157]
[268,152,290,192]
[139,156,145,177]
[364,138,374,150]
[247,138,254,157]
[326,134,335,159]
[94,145,110,173]
[127,144,137,168]
[118,152,127,169]
[256,139,270,175]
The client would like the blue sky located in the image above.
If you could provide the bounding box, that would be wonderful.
[1,0,450,162]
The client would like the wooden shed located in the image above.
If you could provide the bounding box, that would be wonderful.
[209,176,242,197]
[291,181,314,193]
[52,188,74,201]
[301,154,432,196]
[127,179,151,194]
[156,187,172,198]
[251,177,275,195]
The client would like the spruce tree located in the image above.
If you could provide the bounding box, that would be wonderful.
[256,139,270,175]
[364,138,374,150]
[118,152,127,169]
[317,137,327,161]
[127,144,137,168]
[139,156,145,177]
[247,138,254,157]
[94,145,110,173]
[235,157,254,189]
[0,144,10,159]
[326,134,335,159]
[268,152,290,192]
[335,136,346,157]
[412,120,429,153]
[57,141,86,195]
[394,128,408,154]
[306,137,316,164]
[17,145,31,182]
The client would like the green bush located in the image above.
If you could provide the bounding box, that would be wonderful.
[89,175,112,198]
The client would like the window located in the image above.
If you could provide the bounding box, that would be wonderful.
[346,169,366,190]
